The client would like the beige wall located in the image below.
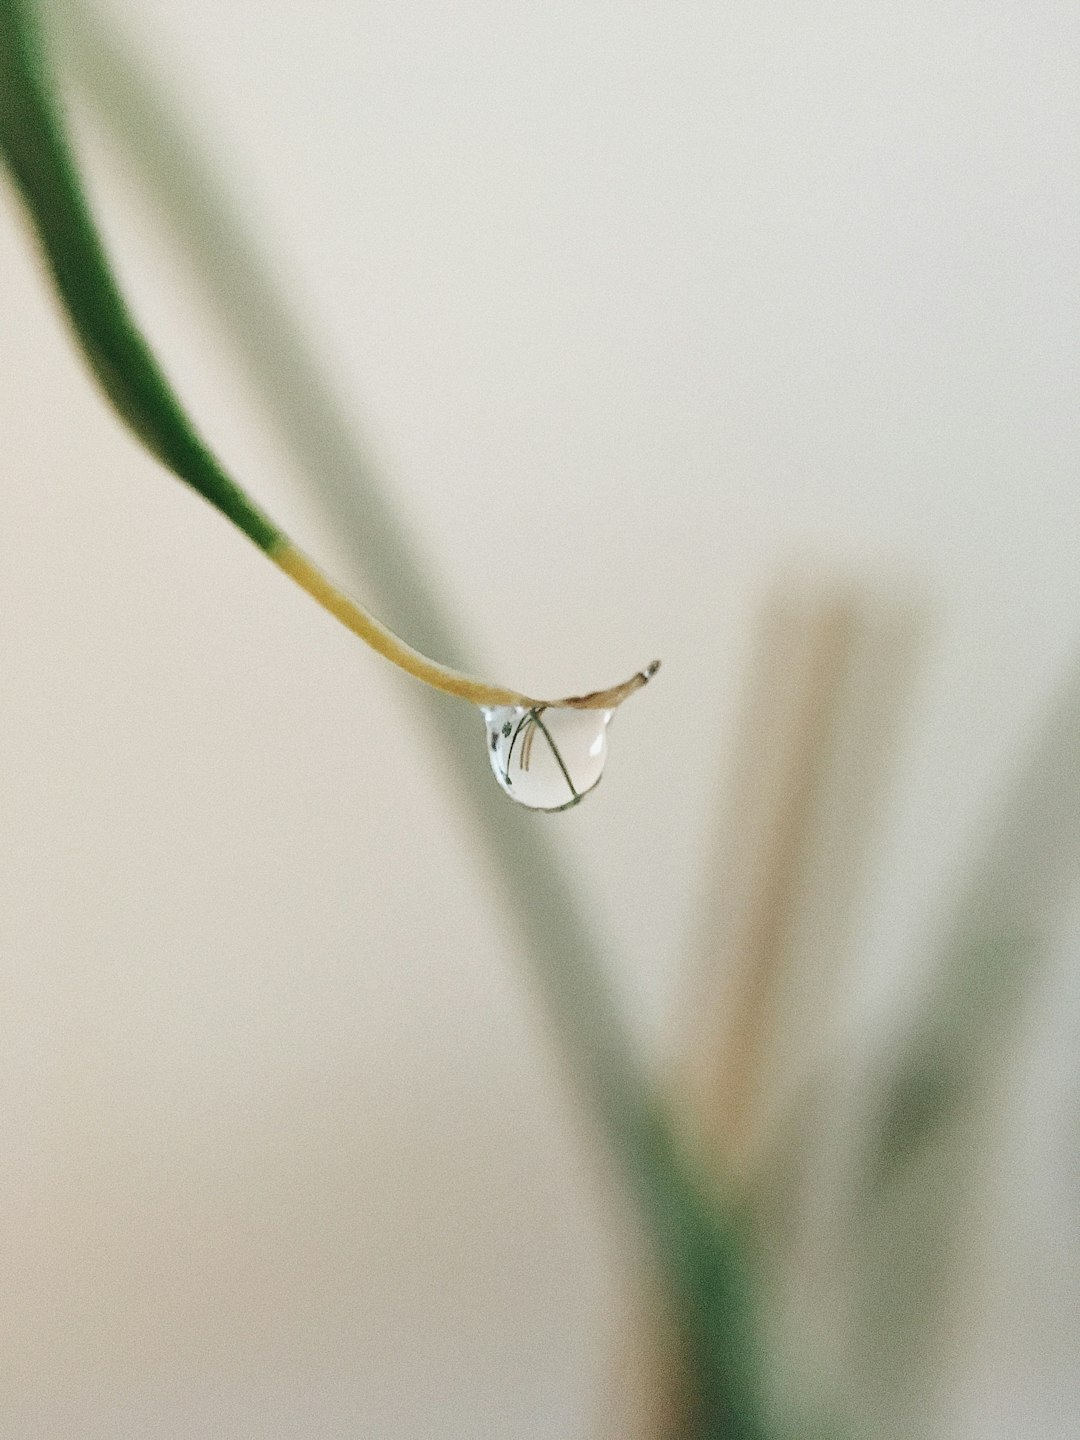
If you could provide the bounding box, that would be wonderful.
[2,1,1078,1434]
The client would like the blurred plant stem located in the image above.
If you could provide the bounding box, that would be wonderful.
[844,655,1080,1437]
[4,0,767,1431]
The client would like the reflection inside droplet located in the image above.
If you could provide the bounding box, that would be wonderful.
[482,704,613,811]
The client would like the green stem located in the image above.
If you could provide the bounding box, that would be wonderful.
[0,0,279,551]
[1,1,768,1430]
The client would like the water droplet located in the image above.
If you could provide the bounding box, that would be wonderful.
[482,704,613,811]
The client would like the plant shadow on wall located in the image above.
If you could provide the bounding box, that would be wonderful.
[3,1,1078,1436]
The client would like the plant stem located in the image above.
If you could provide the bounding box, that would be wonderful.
[3,0,767,1430]
[0,0,654,712]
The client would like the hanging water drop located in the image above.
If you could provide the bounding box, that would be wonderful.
[482,704,613,811]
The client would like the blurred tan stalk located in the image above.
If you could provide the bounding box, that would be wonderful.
[597,579,921,1437]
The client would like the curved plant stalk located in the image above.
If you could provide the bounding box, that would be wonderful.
[3,0,676,1247]
[2,0,763,1433]
[0,0,657,714]
[271,546,658,708]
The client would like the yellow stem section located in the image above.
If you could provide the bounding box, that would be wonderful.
[271,541,659,710]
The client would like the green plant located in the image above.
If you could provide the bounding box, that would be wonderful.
[0,0,766,1433]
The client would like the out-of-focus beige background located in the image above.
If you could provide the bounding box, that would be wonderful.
[2,1,1078,1435]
